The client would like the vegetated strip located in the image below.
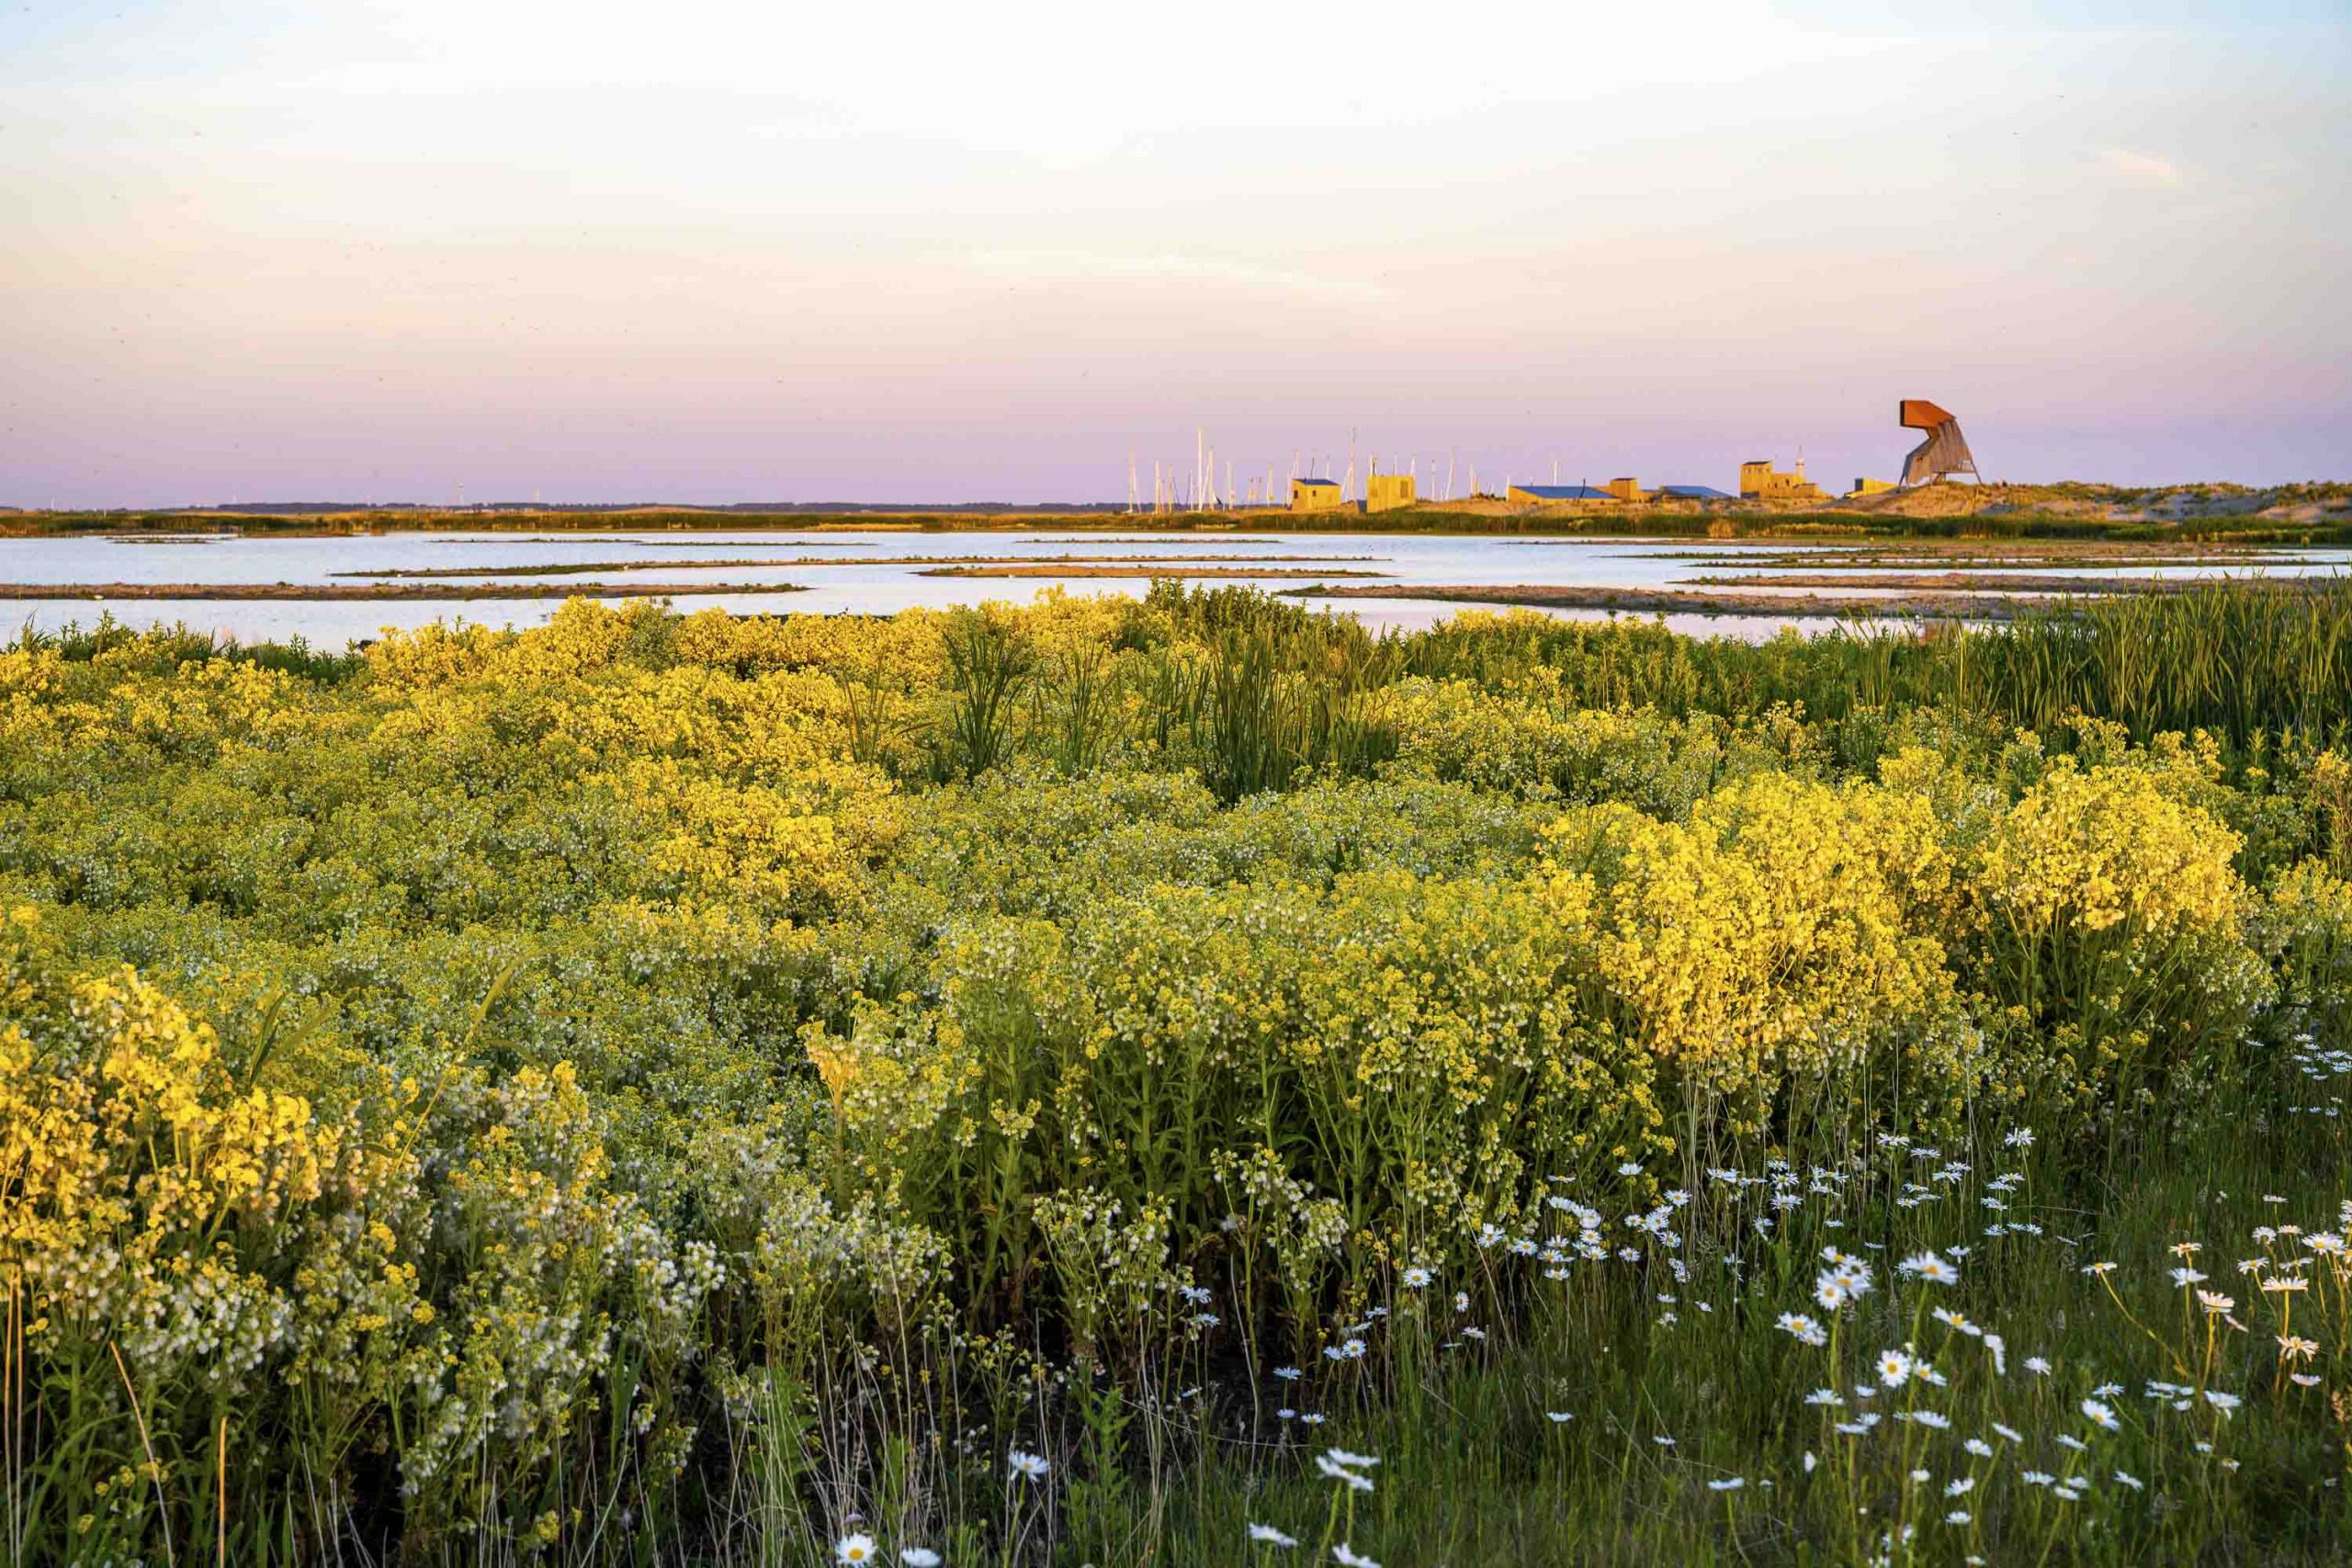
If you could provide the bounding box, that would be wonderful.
[424,537,887,547]
[871,555,1384,570]
[1572,538,2294,562]
[1622,550,2308,569]
[915,564,1386,580]
[429,535,1285,547]
[339,554,1386,579]
[513,534,1295,547]
[1282,581,2029,619]
[1685,570,2336,594]
[16,482,2352,540]
[341,559,810,578]
[0,581,808,602]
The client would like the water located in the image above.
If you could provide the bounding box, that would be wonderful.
[2,529,2344,649]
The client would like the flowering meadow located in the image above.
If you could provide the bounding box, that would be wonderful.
[3,584,2349,1563]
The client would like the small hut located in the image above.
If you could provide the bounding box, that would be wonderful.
[1290,477,1344,513]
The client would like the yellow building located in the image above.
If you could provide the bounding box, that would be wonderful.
[1364,473,1417,513]
[1290,477,1344,513]
[1847,477,1897,499]
[1606,477,1646,502]
[1738,458,1827,502]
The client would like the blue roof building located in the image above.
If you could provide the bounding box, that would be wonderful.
[1507,483,1616,502]
[1290,476,1346,513]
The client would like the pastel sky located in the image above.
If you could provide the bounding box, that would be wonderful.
[4,1,2347,506]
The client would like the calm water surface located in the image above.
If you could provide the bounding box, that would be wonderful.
[2,530,2343,648]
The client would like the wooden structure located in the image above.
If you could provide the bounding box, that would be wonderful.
[1365,474,1417,513]
[1290,477,1345,513]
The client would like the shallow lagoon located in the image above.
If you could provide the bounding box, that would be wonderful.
[3,528,2345,647]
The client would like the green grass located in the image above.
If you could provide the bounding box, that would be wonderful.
[719,1077,2352,1565]
[12,611,368,682]
[1137,577,2352,762]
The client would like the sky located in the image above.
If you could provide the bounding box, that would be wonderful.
[3,0,2348,506]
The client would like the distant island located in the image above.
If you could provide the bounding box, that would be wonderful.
[9,479,2348,545]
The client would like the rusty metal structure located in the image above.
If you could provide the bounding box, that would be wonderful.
[1898,400,1980,486]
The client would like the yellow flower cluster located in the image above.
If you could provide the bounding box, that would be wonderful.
[1545,774,1973,1132]
[1974,758,2242,941]
[1,908,341,1377]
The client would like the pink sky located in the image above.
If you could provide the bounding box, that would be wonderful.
[4,1,2347,505]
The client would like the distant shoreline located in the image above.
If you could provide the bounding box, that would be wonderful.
[913,564,1383,581]
[340,553,1385,579]
[1284,582,2033,621]
[6,483,2349,546]
[0,581,808,602]
[1683,570,2346,594]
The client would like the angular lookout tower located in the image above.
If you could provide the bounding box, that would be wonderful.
[1897,400,1980,486]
